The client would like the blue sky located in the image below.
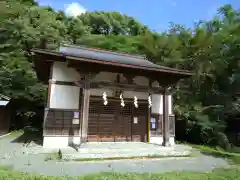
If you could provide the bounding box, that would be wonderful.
[37,0,239,32]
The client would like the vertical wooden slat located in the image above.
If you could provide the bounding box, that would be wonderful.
[147,106,151,142]
[96,103,101,141]
[87,97,148,142]
[130,103,134,141]
[78,87,82,143]
[169,115,175,136]
[113,103,118,142]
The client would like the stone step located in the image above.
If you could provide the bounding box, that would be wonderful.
[76,147,174,153]
[63,149,192,159]
[63,153,190,159]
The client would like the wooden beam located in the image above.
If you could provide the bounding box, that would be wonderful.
[91,82,164,93]
[50,80,77,86]
[74,80,164,94]
[49,79,170,95]
[122,74,136,84]
[67,60,162,82]
[46,63,53,108]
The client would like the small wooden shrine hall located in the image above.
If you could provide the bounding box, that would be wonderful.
[30,44,192,148]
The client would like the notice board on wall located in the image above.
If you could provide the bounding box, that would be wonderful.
[151,117,156,129]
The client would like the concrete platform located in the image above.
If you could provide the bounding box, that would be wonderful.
[25,141,192,160]
[63,142,192,159]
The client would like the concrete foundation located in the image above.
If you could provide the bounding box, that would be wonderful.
[149,136,175,146]
[43,136,81,148]
[43,136,175,149]
[63,142,191,160]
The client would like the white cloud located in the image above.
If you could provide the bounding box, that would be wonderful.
[65,2,87,17]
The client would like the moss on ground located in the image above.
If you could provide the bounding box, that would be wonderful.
[0,166,239,180]
[192,144,240,165]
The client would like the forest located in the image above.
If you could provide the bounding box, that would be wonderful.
[0,0,239,149]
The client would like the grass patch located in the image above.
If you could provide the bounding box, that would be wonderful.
[193,144,240,164]
[44,149,63,161]
[0,165,13,171]
[8,130,24,137]
[65,154,192,162]
[0,166,239,179]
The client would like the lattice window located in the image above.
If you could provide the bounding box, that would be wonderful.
[150,114,163,136]
[44,109,81,136]
[169,115,175,136]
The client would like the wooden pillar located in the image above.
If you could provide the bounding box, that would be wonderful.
[147,104,151,143]
[81,77,90,143]
[47,63,54,108]
[162,89,170,146]
[76,70,99,144]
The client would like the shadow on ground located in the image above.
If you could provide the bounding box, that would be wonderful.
[11,127,43,146]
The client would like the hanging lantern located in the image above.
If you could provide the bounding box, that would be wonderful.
[120,93,125,107]
[103,92,108,105]
[134,96,138,108]
[148,95,152,108]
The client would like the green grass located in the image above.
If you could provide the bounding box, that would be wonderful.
[8,130,24,137]
[44,150,63,161]
[192,144,240,164]
[0,166,239,180]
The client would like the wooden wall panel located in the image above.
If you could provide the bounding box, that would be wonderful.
[44,109,81,136]
[88,97,148,142]
[43,96,149,143]
[132,103,148,142]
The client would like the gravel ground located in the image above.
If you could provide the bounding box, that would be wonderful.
[0,133,230,177]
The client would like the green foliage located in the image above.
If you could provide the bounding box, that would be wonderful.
[58,149,62,160]
[137,4,240,147]
[76,35,143,54]
[0,0,239,147]
[79,11,148,35]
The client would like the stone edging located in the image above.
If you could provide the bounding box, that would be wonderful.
[56,156,194,164]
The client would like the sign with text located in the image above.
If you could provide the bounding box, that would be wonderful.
[151,117,156,130]
[72,118,79,125]
[133,117,138,124]
[74,112,79,119]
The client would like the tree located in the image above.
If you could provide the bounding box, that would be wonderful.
[66,17,90,44]
[1,0,240,147]
[79,11,148,35]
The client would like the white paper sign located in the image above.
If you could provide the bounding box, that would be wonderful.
[72,118,79,125]
[151,123,156,129]
[74,112,79,119]
[133,117,138,124]
[151,118,156,123]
